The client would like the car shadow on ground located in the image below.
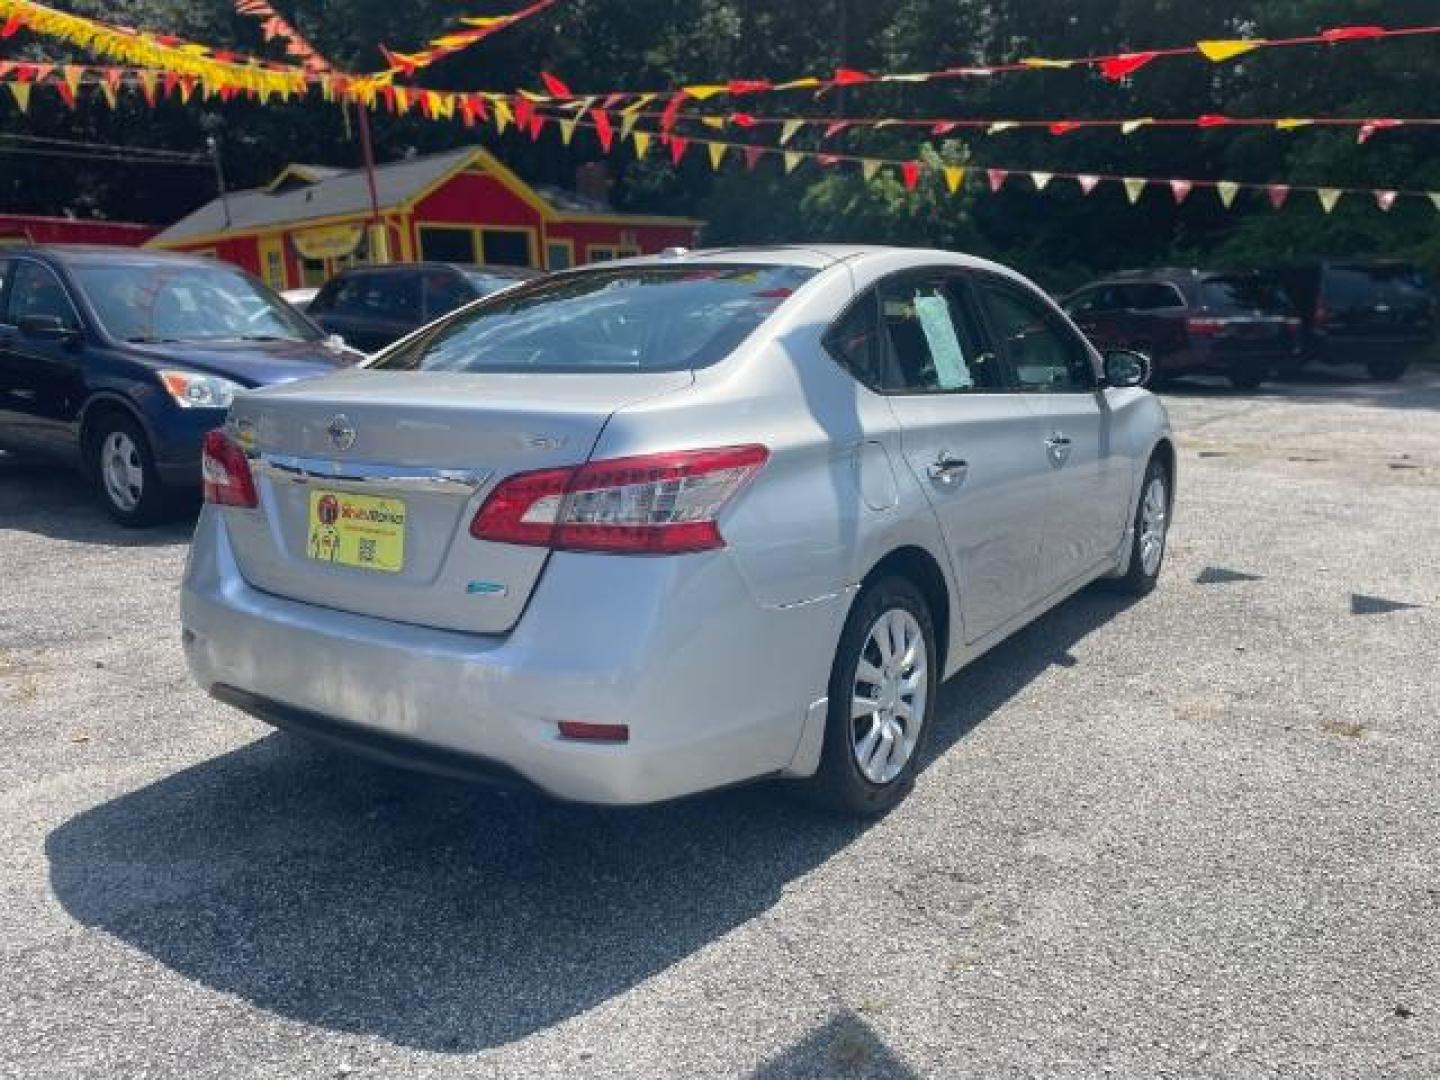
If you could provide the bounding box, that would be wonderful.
[45,586,1136,1053]
[0,453,196,547]
[1155,365,1440,411]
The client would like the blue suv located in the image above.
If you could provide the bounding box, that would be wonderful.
[0,246,356,524]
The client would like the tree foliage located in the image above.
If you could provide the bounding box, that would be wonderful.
[1,0,1437,287]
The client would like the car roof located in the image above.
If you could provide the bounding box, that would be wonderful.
[3,244,226,270]
[334,262,536,278]
[586,244,1032,280]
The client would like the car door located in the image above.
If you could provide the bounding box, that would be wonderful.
[0,258,87,461]
[974,273,1132,596]
[0,255,20,452]
[872,268,1053,644]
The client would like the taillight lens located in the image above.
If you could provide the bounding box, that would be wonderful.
[471,445,768,554]
[1186,317,1226,337]
[201,429,258,508]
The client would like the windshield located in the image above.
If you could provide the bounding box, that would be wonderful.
[1200,276,1293,313]
[376,264,816,373]
[73,262,321,344]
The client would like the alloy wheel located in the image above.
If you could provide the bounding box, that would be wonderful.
[1139,475,1168,576]
[850,608,928,785]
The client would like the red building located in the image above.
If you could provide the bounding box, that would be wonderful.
[148,147,702,289]
[0,214,156,248]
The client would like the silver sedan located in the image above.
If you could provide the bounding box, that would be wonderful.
[181,246,1174,815]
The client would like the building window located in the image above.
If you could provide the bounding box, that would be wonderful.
[587,245,640,264]
[545,241,573,271]
[300,258,328,287]
[480,229,531,267]
[263,249,285,289]
[419,226,477,264]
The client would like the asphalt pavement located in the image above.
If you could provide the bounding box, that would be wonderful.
[1,368,1437,1078]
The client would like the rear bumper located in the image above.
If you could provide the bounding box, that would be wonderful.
[180,507,845,805]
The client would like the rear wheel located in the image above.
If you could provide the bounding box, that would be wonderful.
[88,412,169,526]
[807,576,938,817]
[1110,458,1170,596]
[1228,366,1266,391]
[1366,357,1409,381]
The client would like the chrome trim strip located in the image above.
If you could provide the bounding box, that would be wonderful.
[257,453,490,496]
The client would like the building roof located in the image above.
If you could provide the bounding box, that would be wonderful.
[152,147,699,246]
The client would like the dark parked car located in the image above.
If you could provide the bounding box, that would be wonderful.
[306,262,536,352]
[0,246,353,524]
[1271,260,1436,381]
[1062,269,1302,390]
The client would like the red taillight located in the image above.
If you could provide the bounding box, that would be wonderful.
[470,445,768,555]
[200,429,258,508]
[1315,302,1330,326]
[558,721,630,743]
[1186,317,1226,337]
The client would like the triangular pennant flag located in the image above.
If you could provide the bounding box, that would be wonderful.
[1217,182,1240,208]
[1170,179,1193,204]
[62,64,85,101]
[1317,188,1343,214]
[1196,39,1265,62]
[780,119,805,146]
[138,71,158,108]
[1048,121,1083,136]
[492,96,513,132]
[592,109,615,152]
[901,161,921,191]
[1197,114,1233,128]
[986,168,1008,193]
[986,121,1018,135]
[1275,118,1313,131]
[833,67,873,86]
[1123,177,1147,204]
[943,166,966,194]
[1031,171,1054,191]
[1358,119,1402,145]
[700,116,726,131]
[1099,51,1159,80]
[1020,57,1073,69]
[743,146,764,171]
[559,116,578,145]
[931,121,960,136]
[783,151,803,174]
[861,159,882,182]
[823,120,850,140]
[774,77,823,91]
[1375,190,1397,212]
[669,135,688,165]
[1267,184,1290,209]
[99,80,118,109]
[632,131,651,158]
[7,82,30,112]
[707,141,727,170]
[660,92,685,132]
[1076,174,1101,195]
[540,72,573,98]
[1430,193,1440,212]
[619,109,640,142]
[682,84,727,100]
[1121,118,1153,135]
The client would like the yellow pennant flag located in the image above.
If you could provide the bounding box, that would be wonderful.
[621,93,655,113]
[1317,188,1343,214]
[619,110,640,141]
[1123,177,1147,204]
[1274,118,1313,130]
[1021,57,1073,69]
[783,151,803,174]
[683,84,727,100]
[1031,171,1054,191]
[1196,39,1266,63]
[700,116,726,131]
[1121,118,1153,135]
[99,80,118,109]
[632,131,651,157]
[1430,193,1440,212]
[780,119,805,145]
[1217,181,1240,208]
[775,77,822,90]
[62,65,85,100]
[943,166,966,194]
[8,82,31,112]
[492,96,513,133]
[707,141,727,170]
[559,117,578,145]
[392,86,411,113]
[861,159,882,182]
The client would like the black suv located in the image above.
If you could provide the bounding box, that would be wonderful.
[307,262,536,353]
[1062,269,1301,390]
[1271,260,1435,381]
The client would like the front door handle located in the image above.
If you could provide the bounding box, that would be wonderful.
[1045,432,1073,466]
[926,452,969,486]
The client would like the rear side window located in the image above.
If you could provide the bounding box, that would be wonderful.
[375,263,815,374]
[874,272,1002,392]
[1201,276,1291,313]
[1128,283,1186,310]
[1323,265,1431,308]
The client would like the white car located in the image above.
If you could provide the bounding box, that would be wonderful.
[182,246,1173,815]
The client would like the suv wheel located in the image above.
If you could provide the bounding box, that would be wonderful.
[807,576,938,817]
[89,412,168,526]
[1365,358,1408,381]
[1228,366,1266,391]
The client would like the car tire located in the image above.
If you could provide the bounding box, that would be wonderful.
[88,411,169,526]
[1228,367,1266,391]
[1110,457,1170,595]
[807,575,938,817]
[1365,358,1409,381]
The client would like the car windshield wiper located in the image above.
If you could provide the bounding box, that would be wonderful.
[124,335,188,344]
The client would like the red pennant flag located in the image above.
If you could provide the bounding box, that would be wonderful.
[163,71,180,99]
[817,154,840,167]
[1322,25,1385,42]
[103,68,122,94]
[1197,114,1233,128]
[592,108,615,152]
[901,161,921,191]
[1357,119,1401,144]
[1077,174,1101,195]
[527,112,546,140]
[931,121,960,136]
[1375,190,1398,211]
[1048,121,1083,135]
[729,112,758,128]
[743,146,764,171]
[1267,184,1290,209]
[669,135,689,165]
[987,169,1008,193]
[513,95,535,130]
[540,71,573,98]
[728,79,771,96]
[660,92,685,132]
[1170,179,1193,204]
[1099,51,1159,80]
[1,13,23,37]
[824,121,851,139]
[55,81,76,110]
[833,67,873,86]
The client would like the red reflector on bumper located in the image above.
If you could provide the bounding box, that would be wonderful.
[558,721,630,744]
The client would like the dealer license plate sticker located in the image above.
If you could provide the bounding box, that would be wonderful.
[306,489,406,573]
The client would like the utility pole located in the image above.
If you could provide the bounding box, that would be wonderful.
[354,101,387,262]
[836,0,849,116]
[207,136,232,228]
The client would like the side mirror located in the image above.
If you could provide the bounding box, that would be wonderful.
[17,314,76,341]
[1102,348,1151,389]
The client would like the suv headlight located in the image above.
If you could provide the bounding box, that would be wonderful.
[158,370,242,409]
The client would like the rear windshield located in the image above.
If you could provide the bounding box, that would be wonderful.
[1200,276,1293,313]
[373,264,816,373]
[1322,265,1432,308]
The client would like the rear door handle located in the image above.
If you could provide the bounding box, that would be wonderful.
[926,452,969,486]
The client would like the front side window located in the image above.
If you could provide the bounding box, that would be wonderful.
[6,261,81,330]
[375,263,815,374]
[72,261,317,343]
[977,278,1096,392]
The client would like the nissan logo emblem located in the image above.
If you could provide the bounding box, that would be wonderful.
[326,414,356,451]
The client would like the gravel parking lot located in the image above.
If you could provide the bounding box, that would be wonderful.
[2,370,1437,1078]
